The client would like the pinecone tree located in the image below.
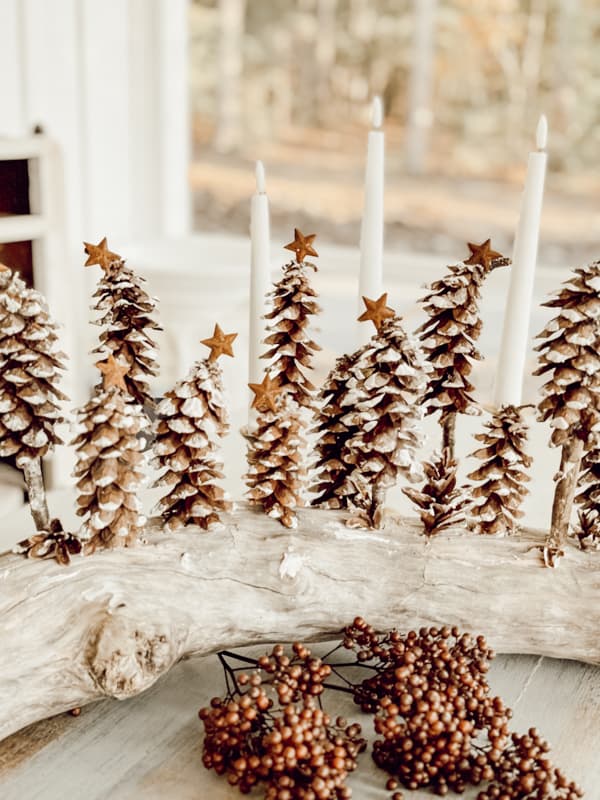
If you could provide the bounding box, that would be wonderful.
[310,349,366,509]
[73,356,147,551]
[403,449,470,535]
[417,240,509,457]
[343,314,428,528]
[0,264,68,531]
[467,405,533,535]
[575,448,600,550]
[311,294,394,509]
[534,261,600,562]
[246,373,305,529]
[85,238,161,408]
[261,229,321,410]
[152,324,235,531]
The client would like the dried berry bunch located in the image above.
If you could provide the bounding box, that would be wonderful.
[201,625,581,800]
[477,730,584,800]
[403,448,470,535]
[341,618,511,795]
[255,642,332,703]
[199,643,366,798]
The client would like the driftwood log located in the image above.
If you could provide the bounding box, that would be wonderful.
[1,503,598,742]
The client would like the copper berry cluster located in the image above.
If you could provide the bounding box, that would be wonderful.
[478,730,584,800]
[200,623,583,800]
[342,619,511,795]
[199,643,366,798]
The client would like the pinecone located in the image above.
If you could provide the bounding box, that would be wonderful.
[73,364,147,550]
[262,259,321,410]
[343,316,428,528]
[311,348,368,509]
[535,261,600,448]
[575,509,600,551]
[92,258,161,408]
[153,358,231,531]
[16,518,82,566]
[246,391,306,529]
[534,262,600,558]
[574,448,600,550]
[467,405,532,535]
[403,449,469,535]
[417,245,508,453]
[0,267,68,467]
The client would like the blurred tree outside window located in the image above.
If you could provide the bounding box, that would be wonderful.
[189,0,600,267]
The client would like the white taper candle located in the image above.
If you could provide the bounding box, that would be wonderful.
[494,116,548,407]
[358,96,385,341]
[249,161,271,420]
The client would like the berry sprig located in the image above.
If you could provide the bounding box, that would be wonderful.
[478,730,584,800]
[340,619,511,795]
[199,643,366,798]
[199,623,583,800]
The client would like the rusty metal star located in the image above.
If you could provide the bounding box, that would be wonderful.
[284,228,318,263]
[357,293,395,332]
[83,237,121,271]
[96,355,129,392]
[201,324,238,362]
[249,373,285,413]
[464,239,504,271]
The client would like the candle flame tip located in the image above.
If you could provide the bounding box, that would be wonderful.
[371,96,383,129]
[536,115,548,150]
[255,160,266,193]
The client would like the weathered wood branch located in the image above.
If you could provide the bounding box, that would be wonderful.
[1,504,598,742]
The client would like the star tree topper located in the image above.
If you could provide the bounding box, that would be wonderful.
[284,229,318,264]
[358,293,395,332]
[83,237,121,271]
[96,355,129,392]
[201,324,238,362]
[249,373,285,413]
[464,239,504,271]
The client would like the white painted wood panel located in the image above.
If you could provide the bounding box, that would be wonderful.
[1,0,191,246]
[128,0,161,240]
[157,0,191,237]
[20,0,84,241]
[0,0,25,135]
[0,214,46,242]
[79,0,133,241]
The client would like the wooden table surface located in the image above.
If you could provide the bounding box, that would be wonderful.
[1,646,598,799]
[1,236,599,797]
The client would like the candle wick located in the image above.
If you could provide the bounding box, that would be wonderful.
[255,160,266,194]
[371,96,383,130]
[536,114,548,152]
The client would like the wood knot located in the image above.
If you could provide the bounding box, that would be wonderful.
[87,610,186,698]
